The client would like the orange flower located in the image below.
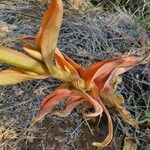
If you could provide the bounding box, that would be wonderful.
[37,48,140,147]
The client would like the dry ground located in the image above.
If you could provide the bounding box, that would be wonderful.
[0,0,150,150]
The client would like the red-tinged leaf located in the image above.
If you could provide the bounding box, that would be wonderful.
[36,88,72,121]
[92,97,113,148]
[40,0,63,72]
[52,95,84,117]
[95,56,140,91]
[55,48,79,75]
[0,69,48,85]
[85,56,140,88]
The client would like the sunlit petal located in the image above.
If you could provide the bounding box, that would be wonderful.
[55,48,79,75]
[40,0,63,72]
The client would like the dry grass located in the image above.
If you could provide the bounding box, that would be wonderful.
[0,0,149,149]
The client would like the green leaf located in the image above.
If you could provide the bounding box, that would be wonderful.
[0,69,48,85]
[0,46,48,74]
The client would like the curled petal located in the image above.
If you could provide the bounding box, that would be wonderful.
[101,67,129,90]
[100,89,138,128]
[36,88,72,121]
[80,90,103,118]
[85,56,140,88]
[84,60,108,84]
[92,97,113,148]
[52,95,84,117]
[100,56,140,91]
[95,67,128,91]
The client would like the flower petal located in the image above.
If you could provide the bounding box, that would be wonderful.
[80,90,103,118]
[62,52,83,73]
[85,56,140,88]
[36,88,72,121]
[52,95,84,117]
[84,60,108,84]
[55,48,79,75]
[36,0,62,48]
